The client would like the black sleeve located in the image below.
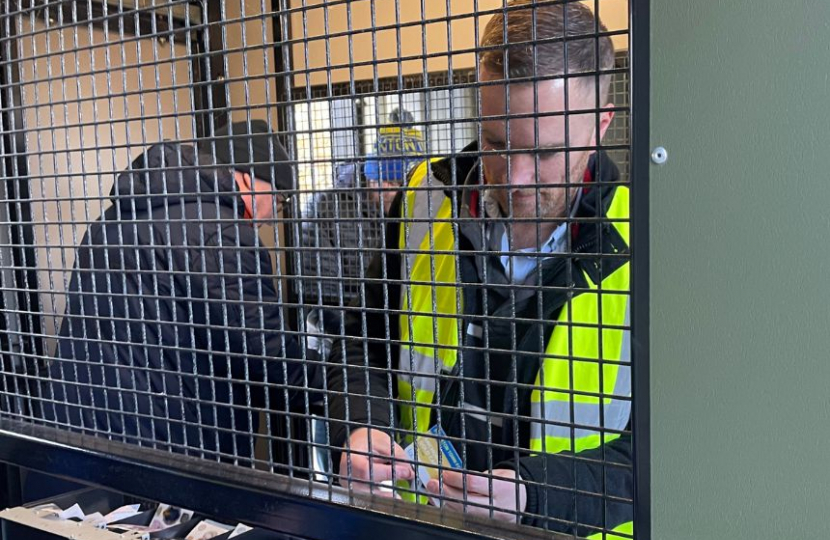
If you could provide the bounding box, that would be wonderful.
[498,433,633,535]
[326,193,404,456]
[300,192,366,300]
[209,227,303,400]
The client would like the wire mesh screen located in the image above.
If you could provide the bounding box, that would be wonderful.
[293,72,478,306]
[0,0,636,538]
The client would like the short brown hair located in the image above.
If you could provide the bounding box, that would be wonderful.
[480,0,615,102]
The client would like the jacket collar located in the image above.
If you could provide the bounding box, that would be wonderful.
[429,142,627,302]
[112,142,241,216]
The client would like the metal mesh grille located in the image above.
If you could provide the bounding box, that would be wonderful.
[0,0,636,538]
[294,72,479,306]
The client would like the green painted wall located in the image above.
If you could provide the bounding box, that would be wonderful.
[650,1,830,537]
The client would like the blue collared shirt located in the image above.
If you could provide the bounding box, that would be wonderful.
[495,191,582,283]
[499,221,569,283]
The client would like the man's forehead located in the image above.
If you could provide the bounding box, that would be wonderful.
[480,69,594,111]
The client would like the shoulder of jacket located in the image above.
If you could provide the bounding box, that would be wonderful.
[429,145,480,187]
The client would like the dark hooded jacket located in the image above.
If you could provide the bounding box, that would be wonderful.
[44,143,303,463]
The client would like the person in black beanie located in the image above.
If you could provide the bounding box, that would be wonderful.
[42,120,307,468]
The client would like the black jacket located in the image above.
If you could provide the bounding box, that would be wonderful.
[44,143,303,463]
[327,144,633,534]
[299,188,382,307]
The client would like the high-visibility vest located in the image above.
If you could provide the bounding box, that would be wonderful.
[397,162,631,451]
[396,162,633,536]
[586,521,634,540]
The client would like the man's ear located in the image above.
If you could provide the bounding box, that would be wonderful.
[597,104,615,143]
[241,172,254,192]
[235,171,257,195]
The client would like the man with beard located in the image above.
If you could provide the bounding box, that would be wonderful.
[327,1,633,537]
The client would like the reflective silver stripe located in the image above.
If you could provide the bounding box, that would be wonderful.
[466,322,482,339]
[461,401,504,427]
[614,298,632,426]
[399,346,454,397]
[402,175,449,285]
[530,396,631,442]
[399,169,456,401]
[530,297,633,444]
[399,347,438,395]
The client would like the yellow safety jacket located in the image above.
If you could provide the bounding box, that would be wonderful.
[396,160,633,539]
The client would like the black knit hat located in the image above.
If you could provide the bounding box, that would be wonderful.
[209,120,293,191]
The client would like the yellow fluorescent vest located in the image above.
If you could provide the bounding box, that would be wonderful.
[395,163,633,537]
[397,162,631,451]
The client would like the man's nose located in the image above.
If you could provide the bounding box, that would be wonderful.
[506,153,538,187]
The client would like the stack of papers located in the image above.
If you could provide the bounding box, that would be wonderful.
[30,500,255,538]
[33,502,142,527]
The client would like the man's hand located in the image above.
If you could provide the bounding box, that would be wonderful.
[339,428,414,497]
[426,469,527,522]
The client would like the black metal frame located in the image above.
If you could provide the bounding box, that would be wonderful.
[630,0,651,537]
[0,4,42,508]
[0,0,651,537]
[271,0,292,147]
[0,463,22,509]
[0,0,225,513]
[197,0,228,134]
[0,0,44,407]
[0,420,564,540]
[270,0,300,332]
[0,0,224,404]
